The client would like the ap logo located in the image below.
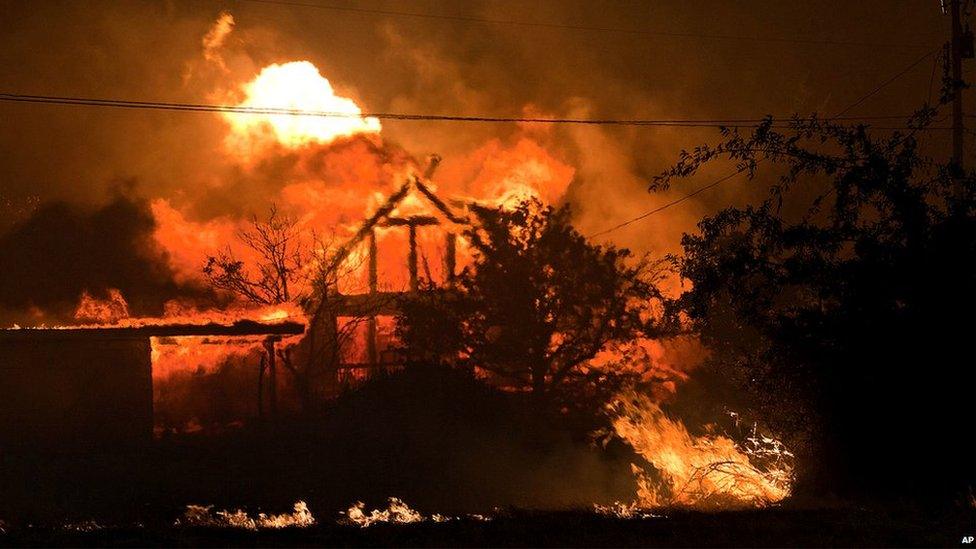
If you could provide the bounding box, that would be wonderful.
[963,536,975,544]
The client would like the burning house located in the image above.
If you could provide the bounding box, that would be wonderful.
[0,166,468,447]
[321,164,470,375]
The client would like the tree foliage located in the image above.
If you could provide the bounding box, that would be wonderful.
[203,204,307,306]
[397,199,666,404]
[660,109,976,499]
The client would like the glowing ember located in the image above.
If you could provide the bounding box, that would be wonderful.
[224,61,381,153]
[259,307,292,322]
[593,501,662,519]
[608,389,794,509]
[340,498,491,527]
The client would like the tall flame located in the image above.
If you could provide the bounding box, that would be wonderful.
[224,61,381,154]
[609,389,794,509]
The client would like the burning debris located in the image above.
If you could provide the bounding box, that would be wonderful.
[172,499,494,531]
[593,501,662,520]
[60,520,105,533]
[176,501,315,530]
[341,499,424,528]
[74,289,130,324]
[341,499,494,528]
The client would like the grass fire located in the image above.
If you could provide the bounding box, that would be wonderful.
[0,1,973,546]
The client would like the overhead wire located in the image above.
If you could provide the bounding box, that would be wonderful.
[0,92,957,129]
[834,47,942,117]
[0,6,949,238]
[587,46,945,238]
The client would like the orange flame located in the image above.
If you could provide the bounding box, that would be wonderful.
[224,61,380,157]
[608,389,794,509]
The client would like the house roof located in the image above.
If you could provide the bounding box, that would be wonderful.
[328,170,469,273]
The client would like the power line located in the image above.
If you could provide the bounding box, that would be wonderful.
[0,93,957,129]
[587,167,748,238]
[235,0,933,50]
[588,45,944,238]
[835,47,941,117]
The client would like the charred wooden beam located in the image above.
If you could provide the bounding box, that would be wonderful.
[408,223,418,292]
[336,362,404,370]
[368,229,378,294]
[367,228,378,368]
[445,232,457,284]
[325,181,412,273]
[379,215,440,227]
[0,320,305,340]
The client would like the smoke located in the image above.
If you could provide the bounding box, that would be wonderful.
[201,11,235,72]
[0,186,207,325]
[0,1,944,248]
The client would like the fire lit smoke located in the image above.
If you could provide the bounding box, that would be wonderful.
[201,11,234,72]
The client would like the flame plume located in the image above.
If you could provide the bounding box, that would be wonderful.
[224,61,381,157]
[608,389,794,509]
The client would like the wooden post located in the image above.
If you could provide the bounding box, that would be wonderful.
[369,229,378,292]
[367,229,378,369]
[445,232,456,285]
[257,353,266,418]
[323,287,341,389]
[950,0,965,176]
[263,336,278,420]
[408,222,418,292]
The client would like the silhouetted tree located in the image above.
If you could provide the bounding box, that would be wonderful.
[204,204,308,306]
[204,205,311,414]
[659,107,976,500]
[397,199,667,406]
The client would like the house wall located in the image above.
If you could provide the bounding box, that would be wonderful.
[0,334,152,451]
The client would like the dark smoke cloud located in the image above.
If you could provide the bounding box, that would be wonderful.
[0,186,207,324]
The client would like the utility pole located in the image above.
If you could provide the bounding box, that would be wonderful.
[950,0,965,174]
[943,0,973,199]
